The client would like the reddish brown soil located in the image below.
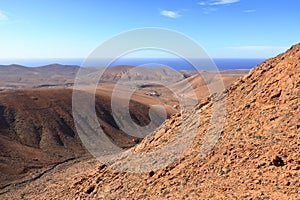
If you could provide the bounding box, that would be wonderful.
[0,61,260,198]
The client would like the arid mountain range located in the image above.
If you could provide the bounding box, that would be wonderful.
[1,44,299,199]
[0,63,247,90]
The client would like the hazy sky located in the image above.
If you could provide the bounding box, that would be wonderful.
[0,0,299,59]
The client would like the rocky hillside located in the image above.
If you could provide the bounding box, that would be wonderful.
[1,44,299,199]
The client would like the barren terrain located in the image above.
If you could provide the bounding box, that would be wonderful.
[1,58,278,199]
[8,43,296,200]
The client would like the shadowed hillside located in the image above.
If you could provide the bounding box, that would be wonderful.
[0,87,173,190]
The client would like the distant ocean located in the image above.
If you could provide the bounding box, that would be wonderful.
[0,58,264,70]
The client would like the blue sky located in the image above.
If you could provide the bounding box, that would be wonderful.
[0,0,299,59]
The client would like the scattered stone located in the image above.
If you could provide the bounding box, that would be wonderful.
[257,162,267,168]
[218,169,225,176]
[149,171,155,177]
[257,171,263,176]
[218,168,230,175]
[293,166,300,170]
[270,90,282,99]
[160,189,169,196]
[132,138,140,144]
[224,168,231,174]
[98,164,106,171]
[86,186,95,194]
[254,179,261,184]
[292,180,298,185]
[271,155,284,167]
